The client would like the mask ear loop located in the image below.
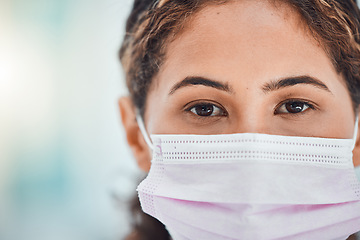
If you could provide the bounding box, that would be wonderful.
[352,117,359,150]
[135,113,154,151]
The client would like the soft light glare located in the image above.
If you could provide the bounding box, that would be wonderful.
[0,0,138,239]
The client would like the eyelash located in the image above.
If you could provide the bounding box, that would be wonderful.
[184,98,317,118]
[274,99,316,115]
[184,100,228,118]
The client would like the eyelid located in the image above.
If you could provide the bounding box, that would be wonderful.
[184,99,225,110]
[184,100,228,116]
[274,98,317,114]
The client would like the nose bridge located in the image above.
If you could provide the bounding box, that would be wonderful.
[231,80,272,134]
[238,114,266,134]
[234,98,269,134]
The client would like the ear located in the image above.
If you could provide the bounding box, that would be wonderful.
[353,112,360,167]
[118,96,152,171]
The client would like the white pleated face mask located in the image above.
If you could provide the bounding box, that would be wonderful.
[136,116,360,240]
[356,166,360,182]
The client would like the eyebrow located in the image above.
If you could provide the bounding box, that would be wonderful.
[169,76,233,95]
[262,76,332,93]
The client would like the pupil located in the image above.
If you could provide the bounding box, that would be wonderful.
[285,102,303,113]
[195,104,214,116]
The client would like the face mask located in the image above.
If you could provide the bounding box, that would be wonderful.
[356,166,360,182]
[136,117,360,240]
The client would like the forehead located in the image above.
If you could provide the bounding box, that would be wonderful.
[168,0,310,44]
[170,0,311,52]
[154,0,329,84]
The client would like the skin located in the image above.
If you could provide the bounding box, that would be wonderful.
[119,0,360,171]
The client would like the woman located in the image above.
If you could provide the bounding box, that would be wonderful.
[119,0,360,239]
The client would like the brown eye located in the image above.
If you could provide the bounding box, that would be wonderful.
[285,102,306,113]
[189,103,227,117]
[192,104,213,116]
[275,100,312,114]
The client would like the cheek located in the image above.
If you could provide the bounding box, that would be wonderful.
[329,86,356,138]
[327,107,355,139]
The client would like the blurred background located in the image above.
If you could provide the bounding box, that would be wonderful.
[0,0,140,239]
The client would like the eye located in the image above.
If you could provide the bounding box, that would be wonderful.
[187,102,227,117]
[275,100,314,114]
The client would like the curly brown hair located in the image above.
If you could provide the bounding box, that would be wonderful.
[120,0,360,117]
[120,0,360,239]
[120,0,228,117]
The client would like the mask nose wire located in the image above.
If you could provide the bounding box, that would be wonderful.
[135,113,154,151]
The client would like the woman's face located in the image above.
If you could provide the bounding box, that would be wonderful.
[146,0,355,136]
[120,0,360,170]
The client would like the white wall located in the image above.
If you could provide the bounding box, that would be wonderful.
[0,0,138,239]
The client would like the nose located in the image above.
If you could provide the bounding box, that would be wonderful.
[235,116,269,134]
[232,103,274,134]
